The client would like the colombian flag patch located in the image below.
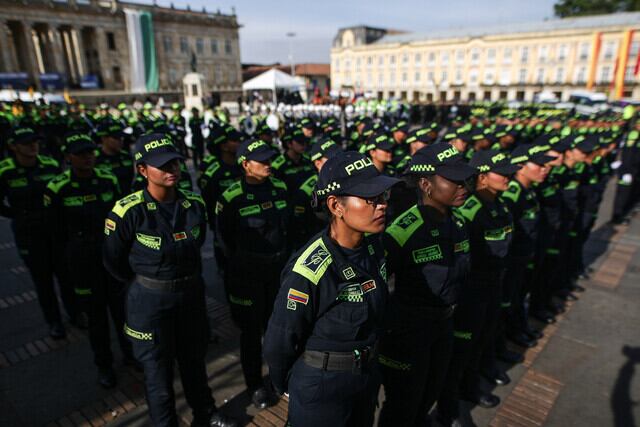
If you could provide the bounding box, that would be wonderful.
[287,288,309,305]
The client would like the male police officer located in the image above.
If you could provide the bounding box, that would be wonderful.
[95,121,135,193]
[215,139,290,408]
[0,127,73,338]
[44,131,130,388]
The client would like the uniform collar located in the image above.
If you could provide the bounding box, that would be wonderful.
[320,228,381,283]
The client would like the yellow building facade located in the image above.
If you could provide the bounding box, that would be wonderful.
[331,13,640,102]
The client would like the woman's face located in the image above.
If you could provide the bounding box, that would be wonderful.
[243,159,272,180]
[420,174,468,207]
[522,161,549,183]
[481,171,510,192]
[329,193,388,234]
[139,159,181,188]
[371,148,393,164]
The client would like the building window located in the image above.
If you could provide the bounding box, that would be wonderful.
[579,42,589,61]
[456,49,464,64]
[378,55,384,67]
[441,70,448,83]
[625,65,635,82]
[427,71,434,82]
[225,39,232,55]
[558,44,568,61]
[441,51,449,66]
[484,69,494,84]
[518,68,527,83]
[536,68,545,83]
[106,32,116,50]
[428,52,436,65]
[402,72,408,84]
[455,68,463,83]
[390,72,396,85]
[367,72,372,86]
[180,37,188,54]
[367,56,373,68]
[112,66,122,83]
[603,41,616,60]
[576,66,586,83]
[470,48,480,65]
[169,69,177,86]
[555,67,564,83]
[378,73,384,86]
[163,36,173,53]
[414,71,420,83]
[503,48,512,64]
[402,53,409,65]
[211,39,218,54]
[390,55,396,65]
[415,53,421,66]
[500,69,511,85]
[538,45,548,63]
[196,38,204,55]
[469,69,478,84]
[356,57,361,71]
[520,47,529,63]
[599,66,611,83]
[487,48,496,64]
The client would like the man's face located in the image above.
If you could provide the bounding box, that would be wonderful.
[68,150,96,172]
[10,140,39,158]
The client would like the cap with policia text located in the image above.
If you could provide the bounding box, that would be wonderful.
[308,138,342,162]
[236,139,278,164]
[314,151,399,200]
[365,132,395,152]
[469,149,521,175]
[571,134,598,153]
[510,143,555,165]
[405,127,436,145]
[407,143,477,181]
[63,131,96,154]
[134,133,183,167]
[7,127,40,145]
[95,121,125,139]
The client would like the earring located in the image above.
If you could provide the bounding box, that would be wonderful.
[427,189,432,199]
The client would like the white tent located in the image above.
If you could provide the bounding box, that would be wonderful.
[242,68,303,104]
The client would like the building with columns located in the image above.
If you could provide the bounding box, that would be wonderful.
[0,0,242,102]
[331,12,640,103]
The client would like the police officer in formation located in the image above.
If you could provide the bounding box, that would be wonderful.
[265,151,398,426]
[0,97,636,427]
[103,134,237,427]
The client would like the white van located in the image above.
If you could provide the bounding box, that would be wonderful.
[568,90,609,115]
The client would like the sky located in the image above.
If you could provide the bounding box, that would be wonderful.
[133,0,559,64]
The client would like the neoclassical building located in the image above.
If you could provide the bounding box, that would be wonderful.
[331,12,640,102]
[0,0,242,102]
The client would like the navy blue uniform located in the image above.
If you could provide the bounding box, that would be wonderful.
[378,205,470,426]
[103,188,216,426]
[264,230,388,426]
[95,149,135,195]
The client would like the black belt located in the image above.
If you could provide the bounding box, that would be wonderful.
[136,275,195,291]
[302,345,377,373]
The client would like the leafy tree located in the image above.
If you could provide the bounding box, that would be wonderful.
[554,0,640,17]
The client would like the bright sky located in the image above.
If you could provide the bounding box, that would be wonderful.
[132,0,559,64]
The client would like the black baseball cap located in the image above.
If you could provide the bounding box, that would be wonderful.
[314,151,399,200]
[95,121,125,138]
[365,132,394,152]
[407,143,477,181]
[571,135,598,153]
[391,120,410,134]
[7,127,40,145]
[510,143,555,166]
[236,139,277,164]
[223,125,243,141]
[63,131,96,154]
[300,117,315,130]
[308,138,342,161]
[134,133,183,167]
[405,127,436,145]
[470,149,520,176]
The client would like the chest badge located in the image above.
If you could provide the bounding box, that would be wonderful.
[173,232,188,241]
[361,279,376,293]
[342,267,356,280]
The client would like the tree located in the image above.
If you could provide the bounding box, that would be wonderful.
[554,0,640,17]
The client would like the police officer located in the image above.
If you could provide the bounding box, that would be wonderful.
[44,131,130,388]
[378,143,476,426]
[102,133,236,427]
[0,127,73,338]
[288,137,342,251]
[500,144,552,349]
[365,132,396,176]
[272,127,315,191]
[612,120,639,224]
[95,121,135,193]
[264,151,398,426]
[436,149,518,426]
[215,139,290,409]
[190,108,205,168]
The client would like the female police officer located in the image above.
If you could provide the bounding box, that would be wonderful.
[102,133,236,427]
[264,151,398,426]
[377,143,476,426]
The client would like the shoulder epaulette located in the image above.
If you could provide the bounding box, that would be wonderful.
[0,157,16,176]
[456,194,482,222]
[180,189,205,206]
[37,155,59,168]
[94,167,118,187]
[271,154,286,170]
[501,181,521,202]
[299,174,318,196]
[204,161,221,177]
[222,180,243,202]
[270,177,288,191]
[292,237,332,285]
[46,170,72,194]
[575,162,586,174]
[112,190,144,218]
[386,205,424,247]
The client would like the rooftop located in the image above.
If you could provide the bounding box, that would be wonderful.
[374,11,640,45]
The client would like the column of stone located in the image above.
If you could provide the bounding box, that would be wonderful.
[0,21,15,72]
[20,21,41,89]
[71,26,87,78]
[49,25,67,76]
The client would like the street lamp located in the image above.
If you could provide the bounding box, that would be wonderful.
[286,32,296,76]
